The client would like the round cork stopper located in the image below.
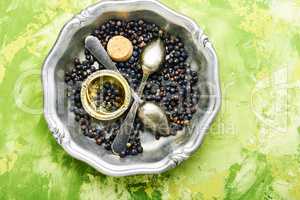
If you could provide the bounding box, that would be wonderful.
[107,36,133,62]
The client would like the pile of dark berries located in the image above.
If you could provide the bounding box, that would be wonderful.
[94,82,122,112]
[64,19,200,157]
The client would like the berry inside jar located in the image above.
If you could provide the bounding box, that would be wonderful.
[93,82,123,112]
[64,19,201,157]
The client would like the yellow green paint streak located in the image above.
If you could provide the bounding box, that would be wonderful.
[0,0,300,199]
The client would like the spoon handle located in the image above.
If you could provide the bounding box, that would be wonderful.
[111,99,140,155]
[137,72,149,96]
[85,36,118,72]
[112,72,150,155]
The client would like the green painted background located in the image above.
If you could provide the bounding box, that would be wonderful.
[1,0,300,199]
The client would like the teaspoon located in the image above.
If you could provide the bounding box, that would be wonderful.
[111,39,166,156]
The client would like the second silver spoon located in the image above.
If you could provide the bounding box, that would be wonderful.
[111,39,165,156]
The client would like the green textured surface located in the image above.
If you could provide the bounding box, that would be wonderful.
[1,0,300,199]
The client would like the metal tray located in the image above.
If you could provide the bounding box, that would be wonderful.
[42,0,221,176]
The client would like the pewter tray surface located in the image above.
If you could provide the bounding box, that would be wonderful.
[42,0,221,176]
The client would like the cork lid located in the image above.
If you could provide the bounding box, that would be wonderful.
[107,36,133,62]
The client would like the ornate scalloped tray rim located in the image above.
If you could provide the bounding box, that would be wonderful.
[42,0,221,176]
